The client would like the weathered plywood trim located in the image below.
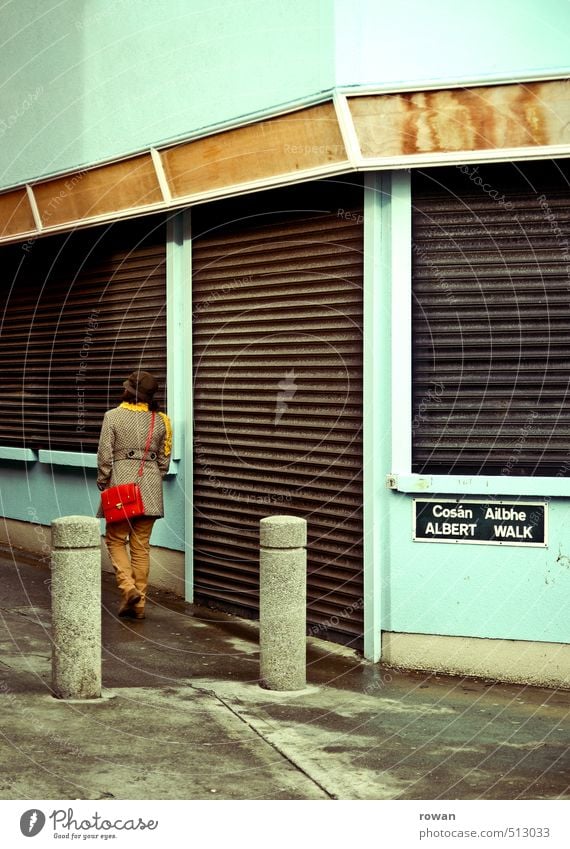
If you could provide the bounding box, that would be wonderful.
[161,102,348,198]
[349,79,570,159]
[33,154,163,228]
[0,81,568,247]
[333,91,363,167]
[0,187,36,237]
[350,143,570,172]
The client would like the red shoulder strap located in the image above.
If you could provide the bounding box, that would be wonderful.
[137,412,156,478]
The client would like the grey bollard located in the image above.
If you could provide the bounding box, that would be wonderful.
[51,516,101,700]
[259,515,307,691]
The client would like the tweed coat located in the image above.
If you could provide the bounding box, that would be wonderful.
[96,405,171,518]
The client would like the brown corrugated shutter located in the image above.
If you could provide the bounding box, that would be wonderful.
[1,217,166,450]
[412,161,570,476]
[192,193,364,644]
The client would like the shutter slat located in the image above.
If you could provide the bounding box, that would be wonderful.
[412,162,570,475]
[193,201,364,641]
[0,219,167,449]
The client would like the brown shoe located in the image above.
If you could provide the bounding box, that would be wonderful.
[118,588,142,617]
[126,588,142,606]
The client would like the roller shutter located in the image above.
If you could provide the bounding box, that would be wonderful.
[412,161,570,476]
[0,217,166,451]
[192,195,364,643]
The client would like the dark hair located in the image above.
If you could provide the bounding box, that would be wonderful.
[120,389,161,412]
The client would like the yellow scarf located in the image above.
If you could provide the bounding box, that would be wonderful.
[119,402,172,457]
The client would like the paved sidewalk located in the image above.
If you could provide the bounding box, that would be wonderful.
[0,546,568,800]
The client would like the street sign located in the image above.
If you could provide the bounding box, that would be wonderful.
[413,498,547,547]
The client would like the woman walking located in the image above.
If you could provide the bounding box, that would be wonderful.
[97,370,172,619]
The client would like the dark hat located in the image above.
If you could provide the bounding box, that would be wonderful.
[123,370,159,402]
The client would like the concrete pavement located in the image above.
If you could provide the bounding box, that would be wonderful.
[0,545,568,800]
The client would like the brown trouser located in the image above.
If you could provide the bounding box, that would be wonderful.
[105,516,156,612]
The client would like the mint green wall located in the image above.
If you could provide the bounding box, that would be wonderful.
[0,458,184,551]
[385,494,570,644]
[335,0,570,87]
[3,0,569,193]
[364,170,570,648]
[0,0,334,189]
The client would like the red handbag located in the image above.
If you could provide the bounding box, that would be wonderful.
[101,481,145,524]
[101,413,156,524]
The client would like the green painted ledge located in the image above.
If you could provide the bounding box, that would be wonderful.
[38,450,179,476]
[38,450,98,468]
[391,473,570,497]
[0,447,38,462]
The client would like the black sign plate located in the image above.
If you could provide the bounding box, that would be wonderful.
[413,499,547,547]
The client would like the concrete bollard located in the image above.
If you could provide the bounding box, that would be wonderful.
[259,515,307,691]
[51,516,101,700]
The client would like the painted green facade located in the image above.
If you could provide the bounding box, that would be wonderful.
[0,1,569,655]
[0,0,335,188]
[1,0,569,189]
[334,0,570,88]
